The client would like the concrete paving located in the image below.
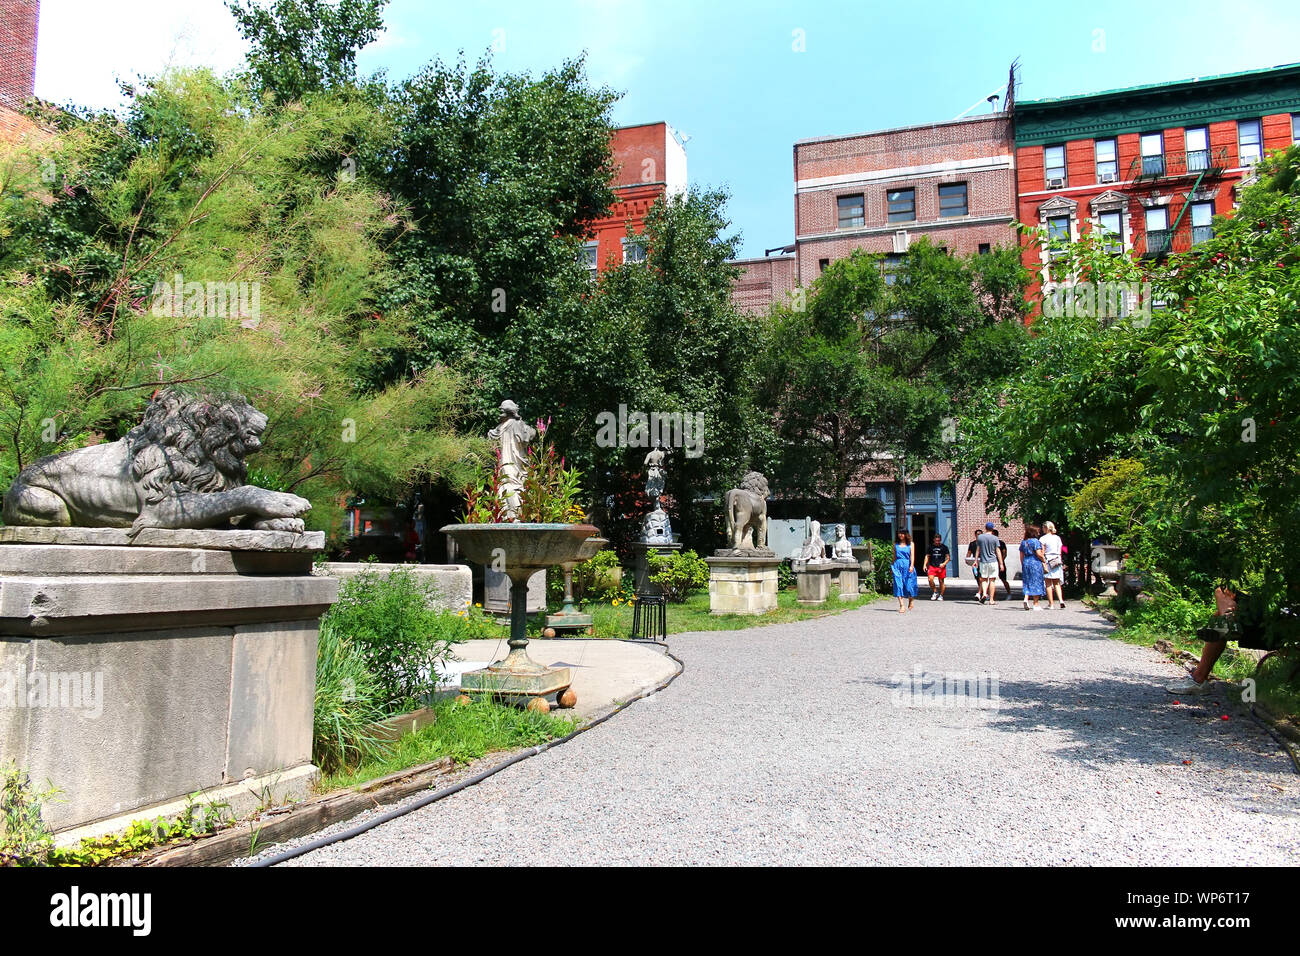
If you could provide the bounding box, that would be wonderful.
[446,638,679,718]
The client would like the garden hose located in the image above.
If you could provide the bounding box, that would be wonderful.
[250,645,685,867]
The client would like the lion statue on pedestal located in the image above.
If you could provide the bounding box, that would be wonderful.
[719,471,773,556]
[2,388,311,533]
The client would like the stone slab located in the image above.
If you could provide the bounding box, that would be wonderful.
[0,573,338,635]
[227,620,318,777]
[320,562,471,613]
[484,567,546,615]
[0,526,325,552]
[0,543,312,576]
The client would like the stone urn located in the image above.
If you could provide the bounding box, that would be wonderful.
[1091,543,1123,597]
[547,535,608,633]
[441,523,602,708]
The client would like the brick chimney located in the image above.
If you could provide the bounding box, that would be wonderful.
[0,0,38,110]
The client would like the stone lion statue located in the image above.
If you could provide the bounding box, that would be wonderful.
[2,388,311,533]
[721,471,772,554]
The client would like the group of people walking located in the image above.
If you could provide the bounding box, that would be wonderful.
[889,522,1068,613]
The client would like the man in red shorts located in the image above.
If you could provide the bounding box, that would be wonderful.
[925,532,950,601]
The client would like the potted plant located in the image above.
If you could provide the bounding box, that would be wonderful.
[442,419,603,710]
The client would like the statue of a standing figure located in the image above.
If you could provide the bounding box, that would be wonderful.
[644,445,668,500]
[798,519,831,563]
[487,400,536,519]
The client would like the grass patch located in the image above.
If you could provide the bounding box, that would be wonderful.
[316,696,578,792]
[548,588,882,638]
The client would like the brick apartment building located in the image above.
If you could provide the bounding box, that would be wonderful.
[733,108,1022,573]
[582,121,687,275]
[0,0,38,143]
[1016,62,1300,307]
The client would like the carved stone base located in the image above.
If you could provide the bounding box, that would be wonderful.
[835,563,860,599]
[706,555,780,615]
[794,562,836,605]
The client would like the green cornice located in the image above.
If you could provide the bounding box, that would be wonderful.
[1015,65,1300,146]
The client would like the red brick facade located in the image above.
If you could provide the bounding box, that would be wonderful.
[0,0,37,142]
[583,122,687,273]
[1015,66,1300,311]
[793,113,1017,279]
[728,254,796,315]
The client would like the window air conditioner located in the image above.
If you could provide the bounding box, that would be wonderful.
[1046,177,1065,189]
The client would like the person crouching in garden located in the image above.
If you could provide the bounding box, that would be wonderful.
[892,531,919,613]
[1166,584,1265,695]
[925,533,950,601]
[1019,525,1046,610]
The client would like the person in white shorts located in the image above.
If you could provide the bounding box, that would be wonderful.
[1039,521,1065,609]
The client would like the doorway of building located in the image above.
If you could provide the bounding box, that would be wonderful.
[912,511,935,574]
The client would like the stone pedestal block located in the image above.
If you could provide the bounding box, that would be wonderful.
[794,562,836,605]
[320,562,471,612]
[631,541,683,597]
[835,562,860,599]
[0,527,336,834]
[851,544,875,593]
[706,556,780,615]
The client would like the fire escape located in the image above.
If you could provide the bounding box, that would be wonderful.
[1126,143,1229,257]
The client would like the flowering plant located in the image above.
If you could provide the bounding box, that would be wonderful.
[462,417,586,523]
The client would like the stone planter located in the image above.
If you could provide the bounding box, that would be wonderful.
[631,540,683,597]
[441,523,601,708]
[1091,543,1123,597]
[320,562,470,612]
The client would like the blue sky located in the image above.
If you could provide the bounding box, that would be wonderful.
[36,0,1300,257]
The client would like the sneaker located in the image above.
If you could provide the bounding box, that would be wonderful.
[1165,675,1212,695]
[1022,598,1030,610]
[938,595,944,602]
[1059,602,1066,609]
[930,593,938,601]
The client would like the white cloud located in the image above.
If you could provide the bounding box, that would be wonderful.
[35,0,246,111]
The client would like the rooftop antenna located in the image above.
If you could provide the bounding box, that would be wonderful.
[987,94,1000,112]
[954,82,1008,119]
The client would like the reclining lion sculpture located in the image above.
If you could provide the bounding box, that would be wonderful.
[2,388,311,533]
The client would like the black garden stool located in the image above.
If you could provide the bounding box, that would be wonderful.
[631,593,667,641]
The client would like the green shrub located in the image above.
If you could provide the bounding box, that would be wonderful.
[1,763,57,866]
[648,549,710,603]
[321,566,487,712]
[578,549,625,603]
[777,560,796,590]
[314,619,391,775]
[867,539,894,594]
[1120,591,1215,638]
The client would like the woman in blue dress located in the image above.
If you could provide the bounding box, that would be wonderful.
[892,531,918,613]
[1019,525,1046,610]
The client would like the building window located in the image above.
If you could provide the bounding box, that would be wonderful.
[1095,138,1117,182]
[1097,210,1123,253]
[581,241,599,277]
[977,243,991,255]
[882,254,906,321]
[818,258,830,273]
[1238,119,1262,165]
[1144,207,1169,255]
[938,183,968,218]
[1047,215,1070,244]
[1293,113,1299,144]
[837,194,865,228]
[622,237,647,265]
[887,188,915,222]
[1191,201,1214,245]
[1044,145,1067,186]
[1185,127,1209,173]
[1140,132,1164,176]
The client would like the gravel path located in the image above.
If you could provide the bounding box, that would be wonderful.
[271,598,1299,866]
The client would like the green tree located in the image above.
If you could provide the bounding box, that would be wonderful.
[0,69,470,535]
[760,241,1030,524]
[227,0,388,104]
